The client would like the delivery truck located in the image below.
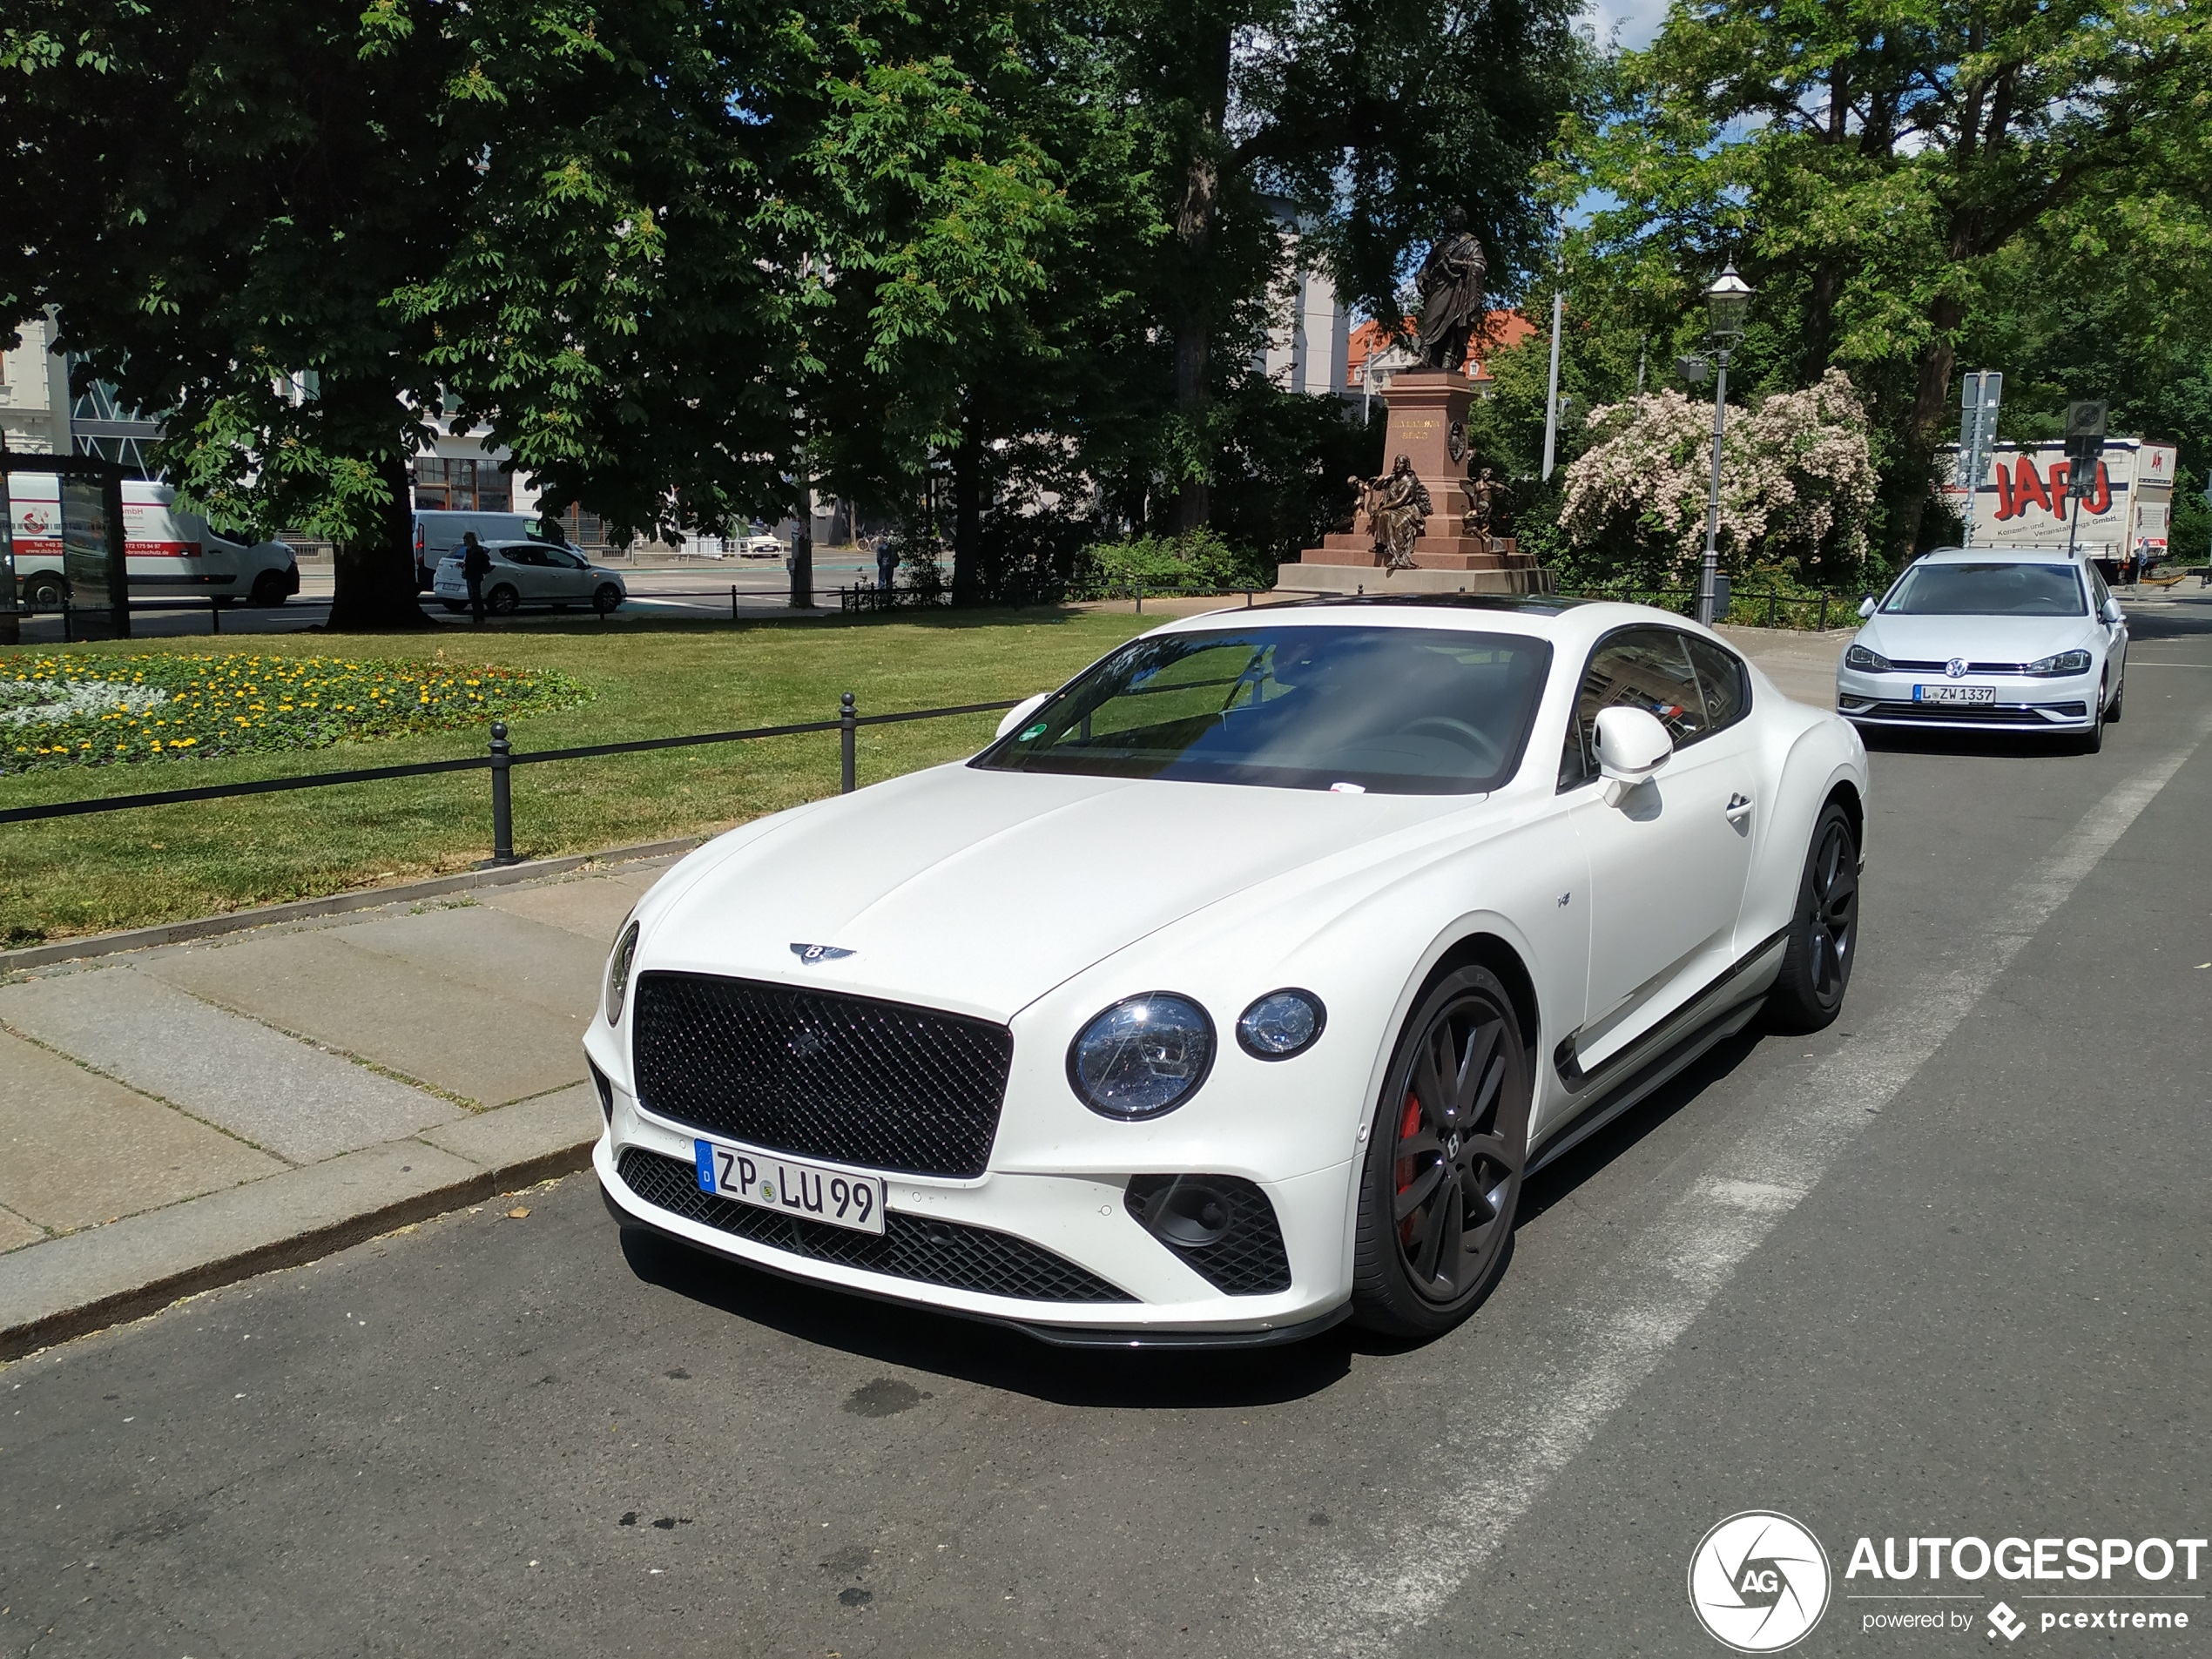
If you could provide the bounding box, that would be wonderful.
[1940,437,2178,568]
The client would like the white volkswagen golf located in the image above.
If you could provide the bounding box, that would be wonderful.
[589,598,1868,1346]
[1836,547,2128,749]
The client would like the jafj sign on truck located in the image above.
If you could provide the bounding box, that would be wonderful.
[1940,438,2178,560]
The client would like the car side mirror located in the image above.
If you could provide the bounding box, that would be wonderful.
[1858,595,1878,619]
[2102,597,2125,624]
[1595,706,1673,803]
[995,692,1053,739]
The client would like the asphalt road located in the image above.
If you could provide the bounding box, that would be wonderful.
[4,608,2209,1658]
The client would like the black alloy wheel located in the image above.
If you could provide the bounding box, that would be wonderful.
[2105,671,2124,724]
[2080,673,2107,753]
[1763,801,1858,1033]
[486,583,521,617]
[593,583,623,615]
[249,570,288,607]
[1351,965,1530,1338]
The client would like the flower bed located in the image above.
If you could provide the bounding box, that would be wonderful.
[2,652,588,774]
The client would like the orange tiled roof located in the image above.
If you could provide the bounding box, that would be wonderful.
[1345,311,1535,386]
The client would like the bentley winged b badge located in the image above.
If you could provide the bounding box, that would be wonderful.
[790,943,856,965]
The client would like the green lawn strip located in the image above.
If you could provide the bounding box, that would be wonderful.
[1,610,1157,945]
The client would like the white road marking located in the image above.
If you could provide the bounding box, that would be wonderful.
[1272,709,2212,1657]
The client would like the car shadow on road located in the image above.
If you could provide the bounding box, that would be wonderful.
[616,1222,1360,1408]
[1856,725,2091,759]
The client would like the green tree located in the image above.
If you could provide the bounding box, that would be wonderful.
[2,0,803,627]
[1554,0,2212,556]
[1109,0,1591,531]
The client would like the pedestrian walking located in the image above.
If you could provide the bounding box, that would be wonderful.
[461,532,492,624]
[875,535,897,594]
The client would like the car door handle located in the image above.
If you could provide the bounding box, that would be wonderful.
[1725,792,1754,821]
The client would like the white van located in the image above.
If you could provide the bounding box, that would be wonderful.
[7,477,300,610]
[413,510,560,588]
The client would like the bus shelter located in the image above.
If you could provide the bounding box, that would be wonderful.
[0,450,132,643]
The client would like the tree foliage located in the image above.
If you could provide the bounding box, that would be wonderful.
[1550,0,2212,561]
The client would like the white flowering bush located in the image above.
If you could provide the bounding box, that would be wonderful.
[1561,368,1877,585]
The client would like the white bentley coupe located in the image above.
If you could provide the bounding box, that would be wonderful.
[589,597,1868,1346]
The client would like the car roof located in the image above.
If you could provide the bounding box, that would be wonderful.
[1150,592,1733,650]
[1912,544,2085,565]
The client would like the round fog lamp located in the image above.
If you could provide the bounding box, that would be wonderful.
[1068,994,1215,1119]
[604,919,640,1026]
[1236,989,1325,1060]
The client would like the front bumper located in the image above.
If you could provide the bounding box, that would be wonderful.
[1836,667,2097,731]
[593,1092,1355,1345]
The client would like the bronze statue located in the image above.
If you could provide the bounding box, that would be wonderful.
[1352,454,1432,571]
[1415,207,1488,373]
[1462,467,1500,542]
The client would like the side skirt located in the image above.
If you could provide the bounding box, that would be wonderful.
[1528,927,1789,1177]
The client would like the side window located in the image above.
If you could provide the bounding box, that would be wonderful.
[2087,565,2113,612]
[1558,629,1709,791]
[1683,636,1751,734]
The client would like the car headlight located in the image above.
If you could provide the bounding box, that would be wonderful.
[1236,988,1326,1060]
[604,918,640,1025]
[1066,994,1215,1119]
[2024,649,2093,677]
[1844,643,1892,672]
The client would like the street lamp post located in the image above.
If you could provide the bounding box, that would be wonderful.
[1695,262,1753,627]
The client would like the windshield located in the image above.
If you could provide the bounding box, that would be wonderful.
[972,625,1552,795]
[1883,562,2085,617]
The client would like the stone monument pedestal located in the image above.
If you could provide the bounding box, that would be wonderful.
[1274,368,1553,597]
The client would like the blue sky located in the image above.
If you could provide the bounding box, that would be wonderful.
[1586,0,1670,50]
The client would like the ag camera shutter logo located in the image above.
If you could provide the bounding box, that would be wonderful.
[1689,1511,1832,1651]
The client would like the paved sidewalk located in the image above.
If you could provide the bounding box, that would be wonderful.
[0,856,671,1356]
[0,626,1850,1359]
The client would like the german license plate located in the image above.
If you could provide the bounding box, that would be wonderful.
[1913,685,1995,705]
[691,1137,887,1235]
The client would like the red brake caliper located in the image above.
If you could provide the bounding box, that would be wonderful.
[1393,1094,1423,1244]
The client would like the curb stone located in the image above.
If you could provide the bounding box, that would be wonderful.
[0,1087,603,1361]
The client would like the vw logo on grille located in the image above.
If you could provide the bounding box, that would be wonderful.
[1945,657,1968,678]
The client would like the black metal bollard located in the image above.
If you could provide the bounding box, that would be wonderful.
[488,721,518,865]
[1817,592,1830,631]
[840,692,857,793]
[731,584,738,622]
[62,600,73,645]
[1136,581,1144,615]
[211,597,221,636]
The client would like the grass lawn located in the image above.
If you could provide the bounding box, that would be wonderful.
[1,608,1164,946]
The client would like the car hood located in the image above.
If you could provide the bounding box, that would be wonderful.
[637,763,1459,1021]
[1861,613,2097,663]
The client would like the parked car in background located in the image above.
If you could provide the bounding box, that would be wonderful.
[432,540,626,615]
[1836,545,2128,752]
[8,476,299,609]
[592,597,1868,1347]
[739,535,784,559]
[413,509,556,590]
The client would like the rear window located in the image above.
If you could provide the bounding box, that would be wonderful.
[1882,562,2085,617]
